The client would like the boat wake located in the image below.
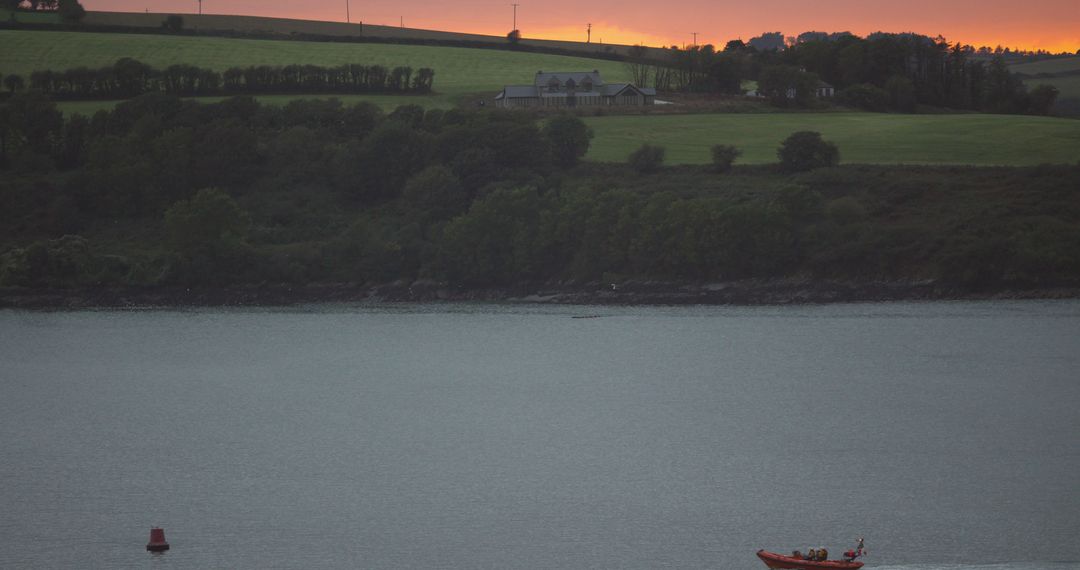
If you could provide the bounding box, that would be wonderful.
[868,563,1080,570]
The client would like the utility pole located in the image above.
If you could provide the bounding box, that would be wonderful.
[691,32,698,46]
[511,3,519,31]
[197,0,202,15]
[587,23,591,43]
[346,0,350,23]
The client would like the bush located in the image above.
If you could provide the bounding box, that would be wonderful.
[629,143,665,173]
[544,114,593,168]
[710,144,741,173]
[1027,84,1059,116]
[777,131,839,173]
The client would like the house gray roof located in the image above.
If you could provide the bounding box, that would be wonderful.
[602,84,657,96]
[497,71,655,100]
[497,85,539,99]
[535,71,603,87]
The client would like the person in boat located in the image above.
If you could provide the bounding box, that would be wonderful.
[818,547,828,561]
[792,550,803,560]
[805,548,816,561]
[844,537,866,561]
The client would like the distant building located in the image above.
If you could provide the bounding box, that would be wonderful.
[746,79,835,99]
[813,80,835,98]
[495,70,656,108]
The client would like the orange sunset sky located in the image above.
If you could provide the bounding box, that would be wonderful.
[83,0,1080,53]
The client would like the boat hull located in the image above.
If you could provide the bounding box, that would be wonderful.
[756,550,863,570]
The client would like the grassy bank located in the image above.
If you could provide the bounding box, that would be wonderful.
[583,113,1080,166]
[0,29,632,98]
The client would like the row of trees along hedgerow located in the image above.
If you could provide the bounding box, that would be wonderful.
[0,59,435,100]
[2,91,1079,291]
[624,32,1058,114]
[2,0,85,21]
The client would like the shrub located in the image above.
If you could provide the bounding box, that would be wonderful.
[777,131,839,173]
[629,143,665,174]
[710,144,741,173]
[544,114,593,168]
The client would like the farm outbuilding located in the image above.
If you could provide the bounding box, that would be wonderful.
[495,71,655,108]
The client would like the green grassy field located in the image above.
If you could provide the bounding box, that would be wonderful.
[583,113,1080,166]
[0,29,632,101]
[1010,56,1080,99]
[1009,56,1080,76]
[1023,75,1080,100]
[0,8,61,24]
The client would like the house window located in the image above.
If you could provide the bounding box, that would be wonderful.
[582,79,593,92]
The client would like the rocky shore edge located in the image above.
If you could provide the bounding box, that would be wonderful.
[3,279,1079,309]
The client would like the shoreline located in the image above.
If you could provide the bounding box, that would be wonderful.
[3,280,1079,309]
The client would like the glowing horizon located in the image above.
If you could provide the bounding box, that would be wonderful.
[82,1,1080,53]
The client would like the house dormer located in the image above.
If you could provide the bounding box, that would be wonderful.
[565,78,577,92]
[581,77,594,92]
[547,77,561,93]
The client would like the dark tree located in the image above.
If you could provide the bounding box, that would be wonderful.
[777,131,839,172]
[723,39,747,53]
[836,83,889,111]
[884,75,917,112]
[1027,84,1059,115]
[543,114,593,168]
[388,103,425,128]
[758,65,818,107]
[507,30,521,44]
[628,143,665,173]
[748,32,786,51]
[401,165,467,225]
[57,0,84,22]
[0,91,63,165]
[710,144,741,173]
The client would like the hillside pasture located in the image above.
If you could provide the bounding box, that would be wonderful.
[1009,56,1080,76]
[0,30,632,100]
[0,8,61,24]
[583,113,1080,166]
[1010,56,1080,101]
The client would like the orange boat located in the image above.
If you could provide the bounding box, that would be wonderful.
[756,549,863,570]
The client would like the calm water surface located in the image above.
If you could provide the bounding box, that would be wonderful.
[1,301,1078,569]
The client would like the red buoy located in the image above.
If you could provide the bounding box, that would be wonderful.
[146,527,170,552]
